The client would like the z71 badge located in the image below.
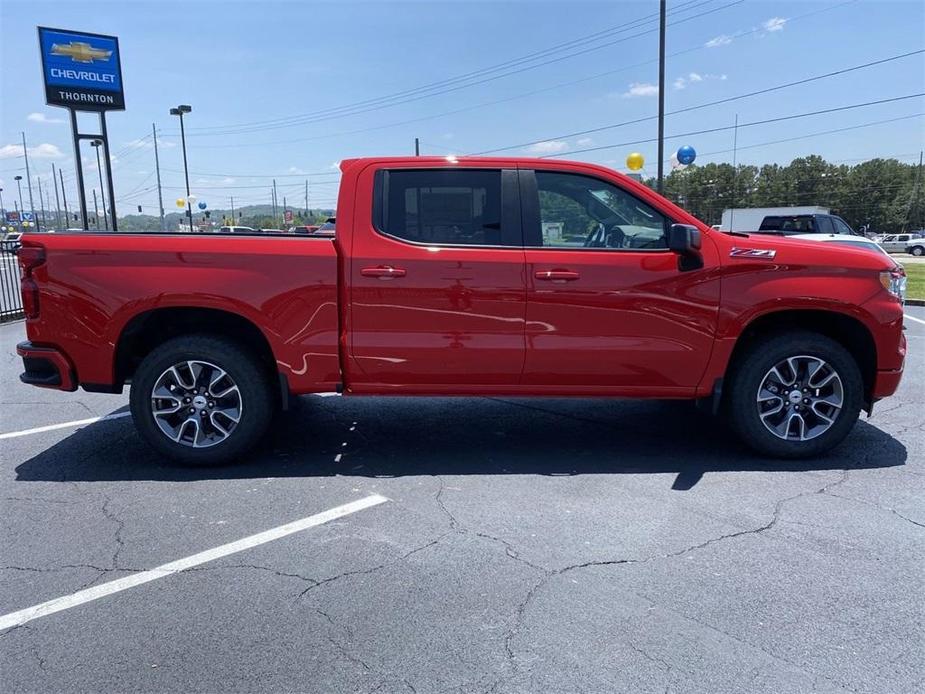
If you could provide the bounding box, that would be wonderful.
[730,247,777,260]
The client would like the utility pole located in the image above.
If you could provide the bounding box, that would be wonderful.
[92,189,100,229]
[91,140,108,229]
[22,132,37,223]
[59,168,70,226]
[153,123,166,231]
[230,196,235,224]
[414,137,420,156]
[656,0,666,193]
[272,179,278,226]
[305,179,309,217]
[729,113,739,232]
[52,164,62,229]
[37,177,46,231]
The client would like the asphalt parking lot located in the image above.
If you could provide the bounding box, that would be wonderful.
[1,312,923,694]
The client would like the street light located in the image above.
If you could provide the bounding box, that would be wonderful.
[169,104,193,230]
[91,140,108,230]
[14,176,24,227]
[0,187,4,216]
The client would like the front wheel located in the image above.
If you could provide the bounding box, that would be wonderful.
[725,332,863,458]
[130,335,274,465]
[910,246,924,257]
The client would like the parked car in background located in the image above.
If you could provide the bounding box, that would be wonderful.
[289,225,320,235]
[218,226,258,234]
[878,233,917,253]
[257,228,286,234]
[1,231,22,252]
[756,213,858,236]
[719,206,829,232]
[799,233,899,262]
[905,237,925,256]
[313,217,335,237]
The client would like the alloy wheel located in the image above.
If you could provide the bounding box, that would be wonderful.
[756,355,844,441]
[150,360,242,448]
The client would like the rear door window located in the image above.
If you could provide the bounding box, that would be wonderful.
[375,169,513,246]
[817,216,835,233]
[831,217,853,235]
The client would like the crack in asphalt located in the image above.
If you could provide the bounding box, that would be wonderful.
[100,494,126,570]
[486,469,859,693]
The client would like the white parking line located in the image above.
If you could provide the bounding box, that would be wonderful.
[0,494,389,631]
[905,313,925,326]
[0,412,132,440]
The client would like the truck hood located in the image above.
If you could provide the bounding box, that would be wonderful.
[724,232,896,270]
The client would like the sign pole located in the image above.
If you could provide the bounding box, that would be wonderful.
[99,112,117,230]
[70,109,89,230]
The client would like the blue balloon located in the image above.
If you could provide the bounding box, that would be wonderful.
[198,201,207,210]
[677,145,696,165]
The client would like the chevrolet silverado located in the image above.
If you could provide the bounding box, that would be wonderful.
[15,157,907,464]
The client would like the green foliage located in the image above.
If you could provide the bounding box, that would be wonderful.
[646,155,924,233]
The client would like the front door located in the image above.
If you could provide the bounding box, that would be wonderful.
[520,168,721,393]
[348,167,526,390]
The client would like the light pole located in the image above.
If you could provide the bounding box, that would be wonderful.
[91,140,108,230]
[14,176,24,228]
[169,104,193,230]
[0,187,4,216]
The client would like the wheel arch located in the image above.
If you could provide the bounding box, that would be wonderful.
[726,308,877,407]
[113,307,279,388]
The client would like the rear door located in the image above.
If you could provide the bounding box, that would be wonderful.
[347,166,526,390]
[519,167,721,393]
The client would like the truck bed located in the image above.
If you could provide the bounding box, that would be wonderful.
[21,232,341,393]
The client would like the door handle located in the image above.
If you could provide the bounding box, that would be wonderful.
[361,265,407,279]
[535,269,580,282]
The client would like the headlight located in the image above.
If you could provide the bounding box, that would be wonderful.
[879,268,907,302]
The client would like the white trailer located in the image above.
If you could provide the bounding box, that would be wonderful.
[720,206,829,232]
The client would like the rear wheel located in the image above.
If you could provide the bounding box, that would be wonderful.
[726,332,863,458]
[910,246,924,256]
[129,335,274,465]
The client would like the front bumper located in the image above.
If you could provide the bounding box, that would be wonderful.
[16,341,77,391]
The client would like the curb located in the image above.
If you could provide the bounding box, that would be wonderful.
[905,299,925,307]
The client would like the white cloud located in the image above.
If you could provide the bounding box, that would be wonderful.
[0,143,64,160]
[329,161,341,170]
[763,17,786,32]
[622,82,659,98]
[27,112,64,124]
[576,137,593,146]
[705,34,732,48]
[287,166,306,175]
[674,72,726,90]
[525,140,568,154]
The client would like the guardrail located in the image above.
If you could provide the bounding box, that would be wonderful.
[0,247,23,323]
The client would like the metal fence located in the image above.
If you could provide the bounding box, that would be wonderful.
[1,248,23,323]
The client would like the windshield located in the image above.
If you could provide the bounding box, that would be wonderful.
[759,216,816,232]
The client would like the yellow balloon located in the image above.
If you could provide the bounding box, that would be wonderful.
[176,198,186,208]
[626,152,645,171]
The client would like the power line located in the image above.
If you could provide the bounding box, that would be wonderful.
[662,113,924,164]
[538,93,925,158]
[474,49,925,155]
[166,0,859,151]
[180,0,743,137]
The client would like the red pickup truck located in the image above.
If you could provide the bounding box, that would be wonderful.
[16,157,906,464]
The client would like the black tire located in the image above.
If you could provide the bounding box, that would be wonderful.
[129,335,274,465]
[725,331,863,458]
[910,246,924,257]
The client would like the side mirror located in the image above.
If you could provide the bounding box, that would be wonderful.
[668,223,702,254]
[668,223,703,271]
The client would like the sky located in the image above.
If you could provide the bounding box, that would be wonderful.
[1,0,923,217]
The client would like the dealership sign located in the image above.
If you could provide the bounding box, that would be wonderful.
[38,27,124,110]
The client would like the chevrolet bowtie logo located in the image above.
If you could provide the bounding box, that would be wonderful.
[51,41,112,64]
